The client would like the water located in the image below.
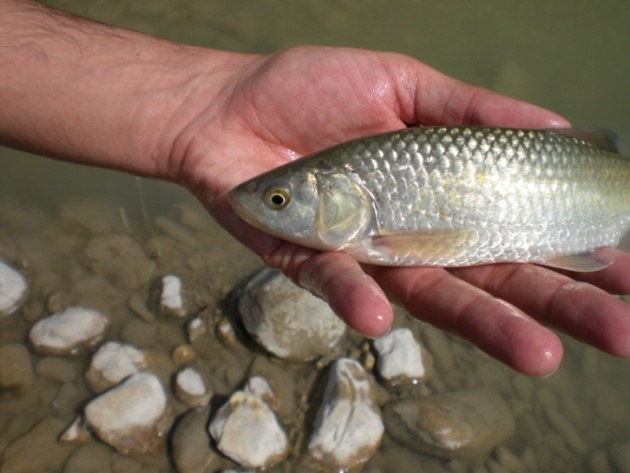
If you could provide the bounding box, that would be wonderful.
[1,1,629,472]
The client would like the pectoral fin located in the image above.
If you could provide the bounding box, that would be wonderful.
[367,228,480,264]
[541,251,613,272]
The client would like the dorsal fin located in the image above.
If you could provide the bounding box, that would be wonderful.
[550,127,619,153]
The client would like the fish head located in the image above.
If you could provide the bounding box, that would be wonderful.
[228,163,372,250]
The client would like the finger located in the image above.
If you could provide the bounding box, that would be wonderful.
[393,58,570,128]
[451,263,630,357]
[562,247,630,294]
[267,247,394,337]
[371,266,563,376]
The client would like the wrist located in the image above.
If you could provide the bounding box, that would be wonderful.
[0,0,251,182]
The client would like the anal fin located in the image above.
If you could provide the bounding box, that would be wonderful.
[541,250,613,272]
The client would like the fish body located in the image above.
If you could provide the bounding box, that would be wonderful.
[228,127,630,271]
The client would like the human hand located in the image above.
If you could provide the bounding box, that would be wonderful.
[172,46,630,377]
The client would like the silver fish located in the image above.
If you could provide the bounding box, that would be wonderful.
[228,127,630,271]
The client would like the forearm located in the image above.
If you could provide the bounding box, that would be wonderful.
[0,0,247,180]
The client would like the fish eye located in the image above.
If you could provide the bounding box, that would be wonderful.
[263,187,291,210]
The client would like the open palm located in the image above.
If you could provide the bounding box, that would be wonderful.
[177,46,630,376]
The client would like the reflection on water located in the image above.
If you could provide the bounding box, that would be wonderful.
[1,0,630,472]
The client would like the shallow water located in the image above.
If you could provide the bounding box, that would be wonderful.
[1,1,630,472]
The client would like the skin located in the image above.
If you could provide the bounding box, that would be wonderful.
[2,0,630,376]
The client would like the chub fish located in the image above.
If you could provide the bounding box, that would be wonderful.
[228,127,630,272]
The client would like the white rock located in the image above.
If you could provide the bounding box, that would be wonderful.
[84,372,171,455]
[373,327,426,384]
[0,260,27,317]
[29,307,109,356]
[85,341,146,392]
[59,416,90,444]
[186,316,207,342]
[238,268,346,361]
[308,358,384,470]
[155,274,186,317]
[209,390,288,469]
[244,375,279,413]
[175,366,211,407]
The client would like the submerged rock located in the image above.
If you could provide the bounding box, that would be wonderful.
[383,388,515,460]
[85,341,146,392]
[84,372,172,455]
[1,418,76,472]
[171,406,222,473]
[308,357,383,471]
[238,268,346,361]
[208,390,288,469]
[29,307,109,356]
[0,260,27,317]
[610,439,630,473]
[0,343,34,393]
[373,327,427,385]
[83,234,155,290]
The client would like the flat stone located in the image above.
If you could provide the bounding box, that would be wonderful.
[174,366,211,407]
[85,341,146,392]
[209,390,288,469]
[373,327,427,385]
[238,268,346,361]
[83,234,155,290]
[308,358,383,471]
[0,260,27,317]
[35,357,79,383]
[84,372,172,455]
[383,388,515,460]
[0,343,34,393]
[171,406,222,473]
[28,306,109,356]
[1,417,76,473]
[610,440,630,473]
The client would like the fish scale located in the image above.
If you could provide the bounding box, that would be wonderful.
[228,126,630,270]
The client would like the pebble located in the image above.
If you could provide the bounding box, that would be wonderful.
[238,268,346,361]
[494,445,526,473]
[1,417,75,473]
[128,292,155,323]
[174,366,211,407]
[84,372,172,455]
[28,306,109,356]
[83,234,155,290]
[172,344,196,365]
[307,358,384,471]
[383,388,515,460]
[62,442,112,473]
[35,356,78,383]
[372,327,427,385]
[171,406,222,473]
[590,449,614,473]
[85,341,146,392]
[0,343,34,393]
[0,260,27,317]
[610,439,630,473]
[153,274,187,318]
[186,316,207,343]
[244,375,276,409]
[544,406,588,455]
[59,416,90,444]
[209,390,288,469]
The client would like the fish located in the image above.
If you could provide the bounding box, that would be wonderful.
[228,126,630,271]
